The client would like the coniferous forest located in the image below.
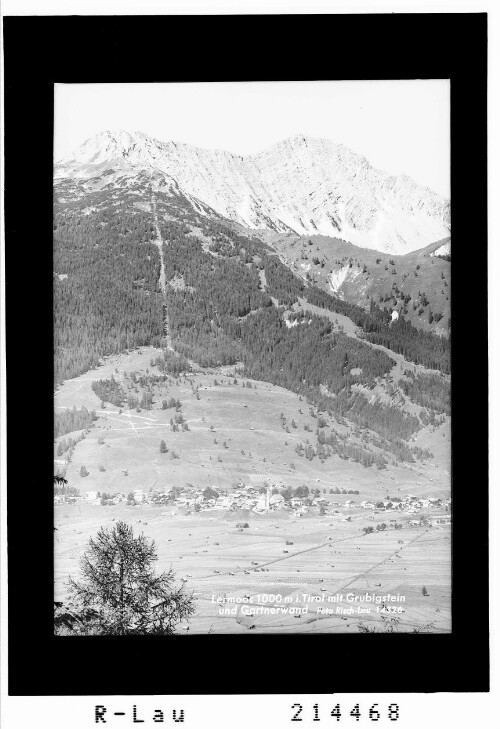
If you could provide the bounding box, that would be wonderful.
[304,286,450,373]
[54,178,451,456]
[54,406,97,438]
[54,189,163,383]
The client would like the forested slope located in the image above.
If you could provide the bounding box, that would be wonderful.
[54,172,450,463]
[54,180,163,382]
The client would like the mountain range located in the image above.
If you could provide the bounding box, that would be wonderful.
[56,130,450,255]
[52,126,452,643]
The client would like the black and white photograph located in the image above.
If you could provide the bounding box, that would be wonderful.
[52,80,452,636]
[3,8,490,710]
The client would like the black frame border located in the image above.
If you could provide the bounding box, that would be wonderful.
[4,13,488,695]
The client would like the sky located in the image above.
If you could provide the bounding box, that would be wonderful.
[54,80,450,196]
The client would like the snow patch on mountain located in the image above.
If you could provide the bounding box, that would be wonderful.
[329,264,362,295]
[430,241,451,258]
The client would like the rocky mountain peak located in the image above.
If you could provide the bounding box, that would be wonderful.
[56,130,450,254]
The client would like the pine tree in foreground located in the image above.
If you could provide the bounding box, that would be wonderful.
[55,521,194,635]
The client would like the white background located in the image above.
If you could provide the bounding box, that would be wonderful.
[54,80,450,196]
[1,1,497,728]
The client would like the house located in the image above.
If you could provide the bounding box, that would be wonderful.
[290,498,303,507]
[85,490,98,501]
[344,500,355,508]
[408,520,420,527]
[133,489,147,503]
[270,494,285,507]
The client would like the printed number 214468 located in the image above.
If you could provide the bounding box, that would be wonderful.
[291,703,400,722]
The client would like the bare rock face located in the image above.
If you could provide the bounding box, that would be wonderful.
[56,130,450,254]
